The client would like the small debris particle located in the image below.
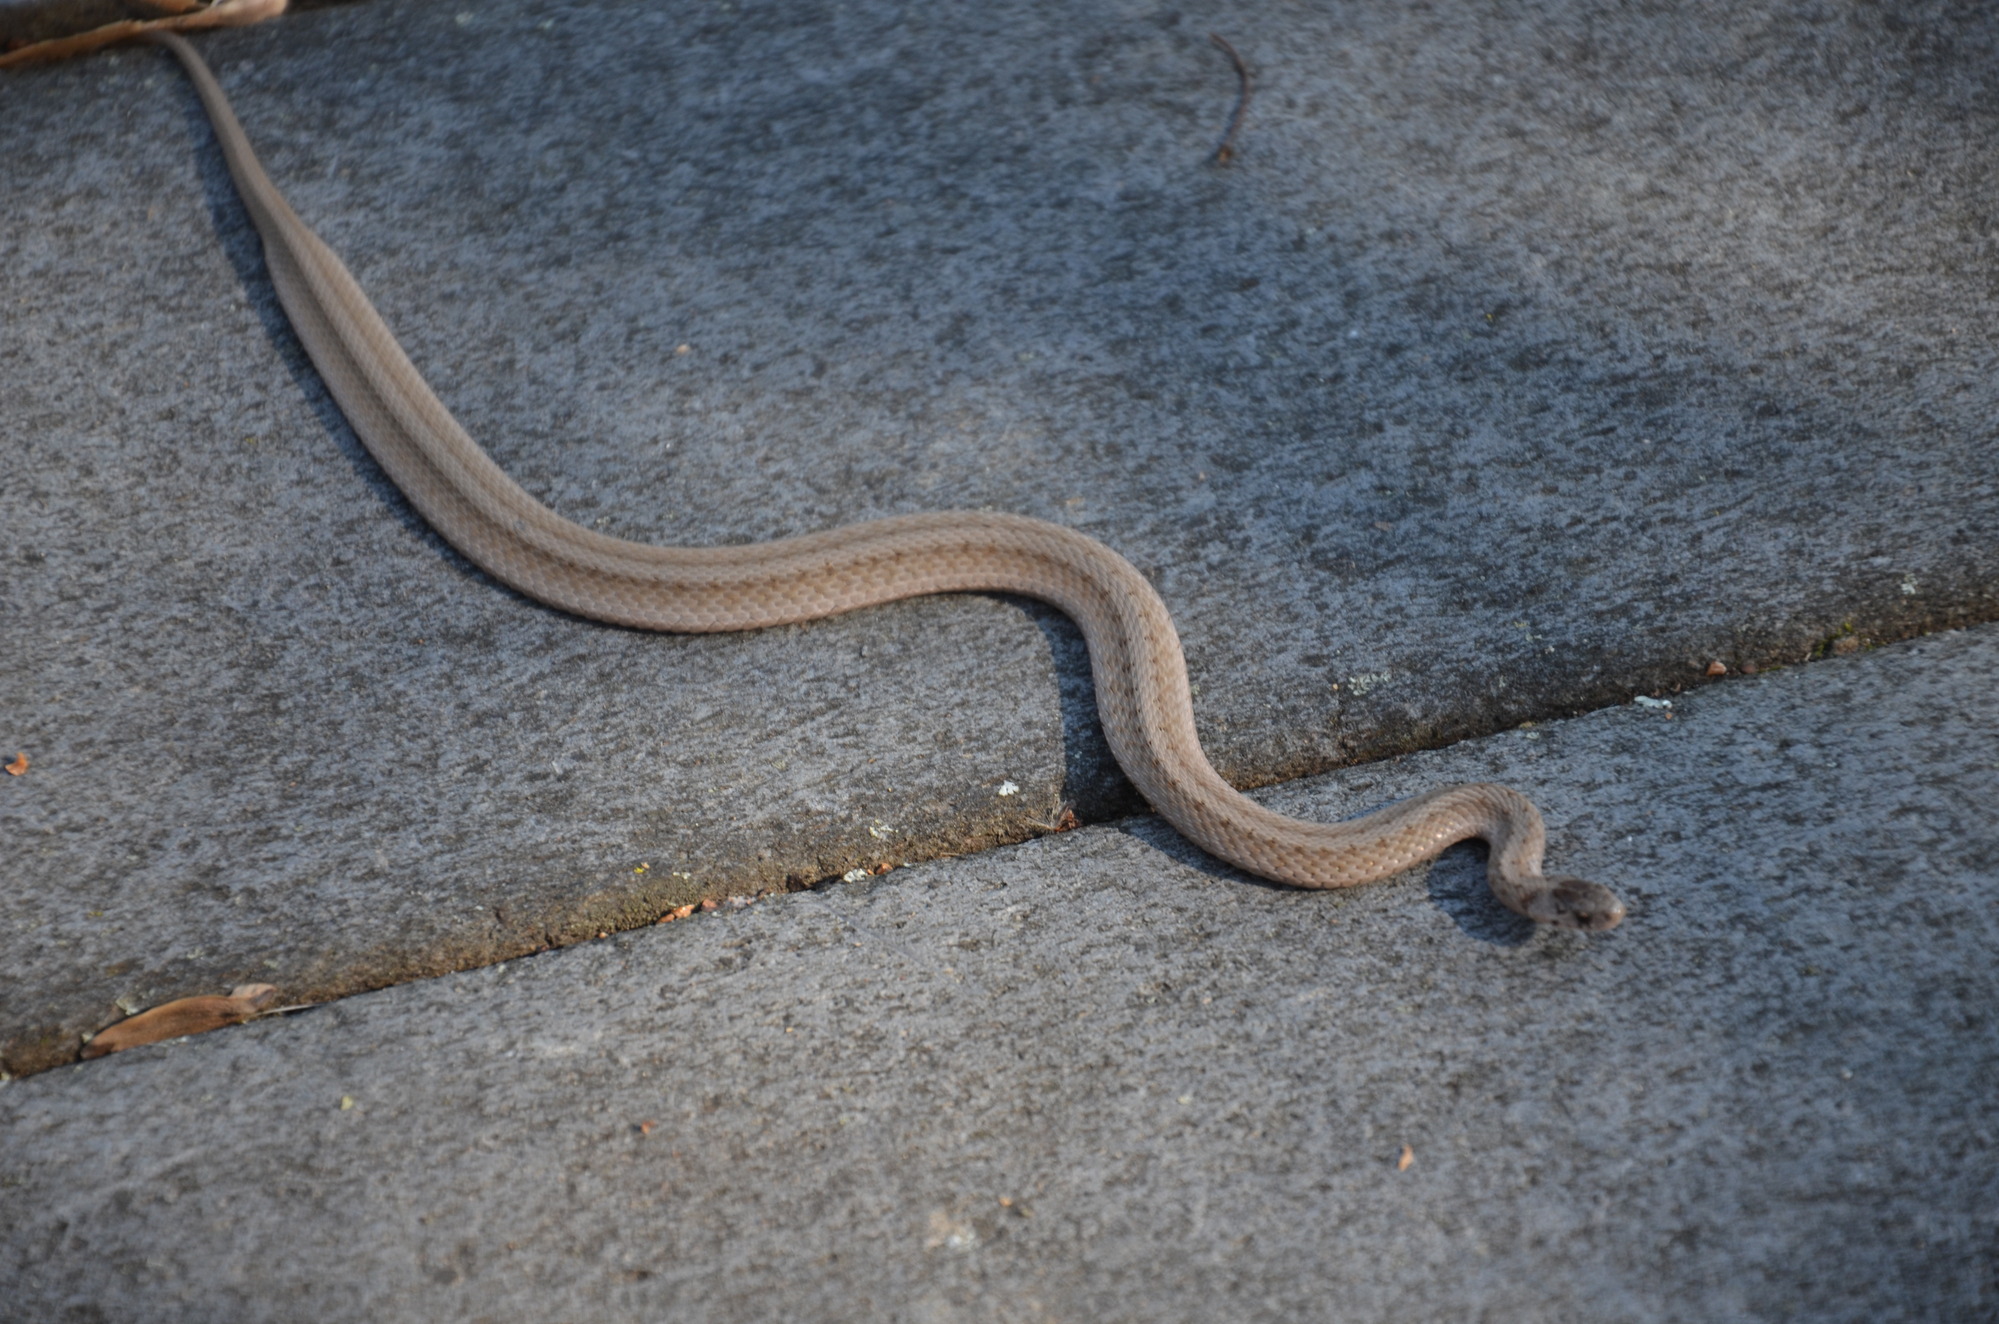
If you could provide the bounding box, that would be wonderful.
[1741,661,1760,675]
[1371,521,1393,532]
[340,1096,355,1111]
[1706,660,1727,676]
[924,1210,978,1251]
[633,862,650,874]
[841,868,870,883]
[1207,32,1253,164]
[1397,1145,1414,1171]
[1832,636,1861,656]
[675,343,691,355]
[1633,695,1672,710]
[4,752,25,776]
[997,781,1020,797]
[699,898,719,912]
[639,1120,657,1136]
[1030,803,1080,833]
[998,1197,1013,1207]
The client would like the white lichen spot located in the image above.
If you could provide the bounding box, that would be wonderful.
[997,781,1020,797]
[841,868,870,884]
[1345,672,1393,697]
[1901,574,1919,596]
[1634,695,1672,709]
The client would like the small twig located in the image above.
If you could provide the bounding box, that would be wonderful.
[1208,33,1253,164]
[1027,802,1080,834]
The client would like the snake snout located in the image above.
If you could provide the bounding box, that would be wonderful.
[1530,876,1627,931]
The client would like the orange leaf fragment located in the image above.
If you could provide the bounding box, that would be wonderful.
[639,1120,657,1136]
[4,752,25,776]
[1397,1145,1414,1171]
[81,982,278,1059]
[1706,660,1728,676]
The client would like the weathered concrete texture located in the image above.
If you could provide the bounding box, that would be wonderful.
[4,0,1997,1075]
[4,626,1994,1321]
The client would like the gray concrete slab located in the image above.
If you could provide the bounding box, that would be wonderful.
[5,0,1997,1076]
[4,624,1994,1321]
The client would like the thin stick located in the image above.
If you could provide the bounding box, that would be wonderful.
[1208,33,1252,164]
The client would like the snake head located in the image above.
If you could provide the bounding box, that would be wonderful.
[1524,876,1626,931]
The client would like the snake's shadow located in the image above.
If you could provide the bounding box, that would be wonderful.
[1118,795,1539,947]
[1011,600,1146,824]
[1422,847,1539,946]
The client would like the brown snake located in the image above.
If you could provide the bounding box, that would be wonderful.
[148,33,1624,931]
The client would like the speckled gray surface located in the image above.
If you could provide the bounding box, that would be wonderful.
[3,625,1994,1321]
[3,0,1997,1076]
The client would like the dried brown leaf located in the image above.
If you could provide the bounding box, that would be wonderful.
[80,982,280,1059]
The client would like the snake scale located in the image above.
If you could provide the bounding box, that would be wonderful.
[147,32,1624,931]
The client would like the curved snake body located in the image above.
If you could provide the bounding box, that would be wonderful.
[148,33,1624,930]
